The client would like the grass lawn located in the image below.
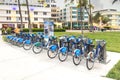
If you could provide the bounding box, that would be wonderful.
[55,32,120,53]
[55,32,120,80]
[106,61,120,80]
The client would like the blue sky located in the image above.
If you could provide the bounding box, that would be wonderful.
[56,0,120,11]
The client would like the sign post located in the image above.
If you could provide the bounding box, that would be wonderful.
[44,21,54,37]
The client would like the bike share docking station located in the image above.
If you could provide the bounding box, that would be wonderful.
[5,20,109,70]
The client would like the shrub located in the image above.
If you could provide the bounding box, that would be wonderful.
[23,28,29,32]
[23,28,65,32]
[6,27,12,34]
[32,28,44,32]
[2,36,7,42]
[104,26,111,30]
[54,29,65,32]
[63,26,70,29]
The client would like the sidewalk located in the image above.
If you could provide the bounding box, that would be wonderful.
[0,34,120,80]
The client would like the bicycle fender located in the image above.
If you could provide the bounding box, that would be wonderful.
[34,42,42,47]
[49,45,57,51]
[59,47,67,53]
[24,40,31,44]
[74,49,81,57]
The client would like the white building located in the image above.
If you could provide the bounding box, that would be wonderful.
[93,9,120,29]
[0,0,58,28]
[60,0,89,29]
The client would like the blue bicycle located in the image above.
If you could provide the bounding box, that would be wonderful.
[32,33,45,54]
[58,36,76,62]
[23,33,38,50]
[73,37,94,65]
[16,33,29,47]
[86,40,106,70]
[32,35,53,54]
[47,36,58,59]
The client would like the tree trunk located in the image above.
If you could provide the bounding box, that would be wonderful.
[80,0,83,34]
[89,0,94,33]
[70,7,72,30]
[18,0,23,31]
[26,0,32,33]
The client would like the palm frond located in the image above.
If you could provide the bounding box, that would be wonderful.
[64,0,67,3]
[112,0,118,4]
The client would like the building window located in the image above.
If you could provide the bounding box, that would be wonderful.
[33,24,38,28]
[16,11,19,14]
[17,24,25,28]
[72,11,76,14]
[51,5,56,7]
[16,17,21,21]
[51,0,56,3]
[108,15,112,17]
[43,12,47,15]
[84,16,88,18]
[15,0,17,2]
[19,17,21,20]
[72,16,77,18]
[51,10,56,12]
[34,18,38,21]
[25,11,28,14]
[6,10,11,14]
[52,14,56,17]
[46,0,50,2]
[34,11,38,15]
[25,17,28,21]
[6,17,11,20]
[72,7,77,10]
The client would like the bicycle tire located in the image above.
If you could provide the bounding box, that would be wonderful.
[17,42,23,47]
[58,52,68,62]
[23,43,32,50]
[47,49,58,59]
[86,58,94,70]
[32,45,43,54]
[73,55,82,65]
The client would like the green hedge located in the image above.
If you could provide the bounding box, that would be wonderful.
[23,28,66,32]
[2,35,7,42]
[104,26,111,30]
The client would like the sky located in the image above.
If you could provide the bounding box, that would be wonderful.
[56,0,120,11]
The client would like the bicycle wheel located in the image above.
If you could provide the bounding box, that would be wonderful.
[7,39,10,43]
[47,49,58,59]
[11,41,16,45]
[23,43,32,50]
[17,42,23,47]
[58,52,68,62]
[86,52,94,70]
[73,55,82,65]
[32,45,43,54]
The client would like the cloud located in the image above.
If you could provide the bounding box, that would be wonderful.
[57,0,120,11]
[91,0,104,11]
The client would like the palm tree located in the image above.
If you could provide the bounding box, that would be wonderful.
[112,0,119,4]
[88,0,94,32]
[18,0,23,31]
[26,0,32,33]
[77,0,85,34]
[65,0,90,34]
